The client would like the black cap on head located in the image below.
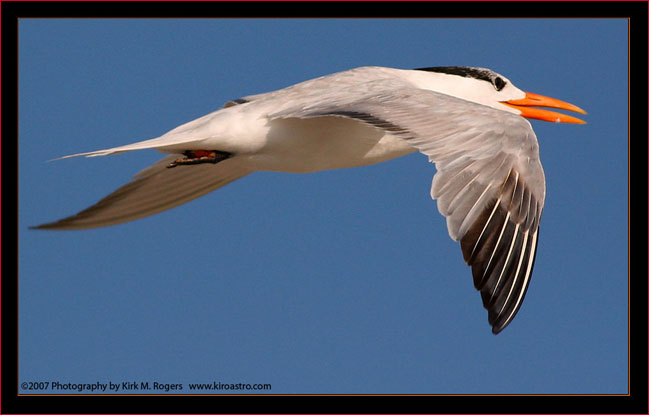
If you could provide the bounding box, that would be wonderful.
[415,66,507,91]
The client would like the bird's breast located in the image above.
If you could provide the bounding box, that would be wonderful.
[241,116,415,173]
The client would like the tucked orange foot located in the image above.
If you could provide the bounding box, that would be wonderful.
[167,150,231,168]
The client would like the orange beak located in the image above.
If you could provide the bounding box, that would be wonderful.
[503,92,587,124]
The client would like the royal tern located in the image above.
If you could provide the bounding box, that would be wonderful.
[34,66,586,333]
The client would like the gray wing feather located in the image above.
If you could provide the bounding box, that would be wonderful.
[269,87,546,333]
[33,155,253,230]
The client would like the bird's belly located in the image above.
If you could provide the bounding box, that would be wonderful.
[243,117,415,173]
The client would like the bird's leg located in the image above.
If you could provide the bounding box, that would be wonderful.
[167,150,231,168]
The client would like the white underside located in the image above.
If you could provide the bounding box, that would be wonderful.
[234,116,415,173]
[151,107,416,173]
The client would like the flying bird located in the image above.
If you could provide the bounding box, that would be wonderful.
[34,66,586,334]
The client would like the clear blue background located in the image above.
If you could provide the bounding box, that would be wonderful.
[18,19,628,394]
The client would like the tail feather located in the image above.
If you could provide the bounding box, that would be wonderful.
[56,134,207,160]
[33,155,254,230]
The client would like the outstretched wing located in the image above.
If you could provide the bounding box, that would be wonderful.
[33,155,254,230]
[269,88,546,334]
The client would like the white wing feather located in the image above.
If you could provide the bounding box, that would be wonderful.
[266,86,546,333]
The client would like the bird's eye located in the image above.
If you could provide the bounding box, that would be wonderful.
[494,77,506,91]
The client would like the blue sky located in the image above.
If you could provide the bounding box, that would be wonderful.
[18,19,628,395]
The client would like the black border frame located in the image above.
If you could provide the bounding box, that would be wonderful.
[3,1,646,414]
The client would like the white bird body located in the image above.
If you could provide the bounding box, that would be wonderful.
[38,65,586,334]
[69,67,526,172]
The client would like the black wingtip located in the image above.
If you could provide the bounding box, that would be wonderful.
[491,323,505,335]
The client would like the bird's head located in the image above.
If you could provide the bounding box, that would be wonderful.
[413,66,586,123]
